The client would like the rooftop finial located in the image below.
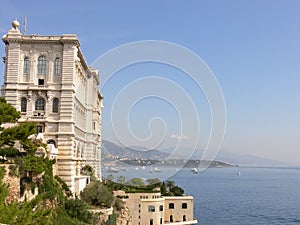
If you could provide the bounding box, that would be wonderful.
[12,19,20,30]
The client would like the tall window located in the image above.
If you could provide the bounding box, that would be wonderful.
[37,56,47,74]
[170,215,173,222]
[37,125,43,134]
[183,215,186,221]
[35,98,45,111]
[21,97,27,112]
[54,57,61,75]
[159,205,163,211]
[52,98,59,113]
[23,57,29,74]
[38,79,44,86]
[150,219,153,225]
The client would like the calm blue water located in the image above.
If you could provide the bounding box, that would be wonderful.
[103,167,300,225]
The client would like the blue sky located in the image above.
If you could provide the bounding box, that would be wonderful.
[1,0,300,164]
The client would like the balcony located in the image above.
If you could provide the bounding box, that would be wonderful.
[29,112,46,120]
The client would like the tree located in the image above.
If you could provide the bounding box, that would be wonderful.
[65,198,93,224]
[166,180,175,191]
[0,97,36,159]
[107,174,114,181]
[161,182,167,195]
[0,97,20,125]
[126,178,145,187]
[170,185,184,196]
[117,175,126,184]
[0,147,19,163]
[147,178,161,186]
[81,164,95,177]
[81,181,115,207]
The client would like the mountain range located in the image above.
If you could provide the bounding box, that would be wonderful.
[102,140,289,166]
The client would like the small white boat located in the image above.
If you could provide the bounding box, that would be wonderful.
[154,167,161,172]
[192,168,198,174]
[237,172,241,176]
[107,167,119,173]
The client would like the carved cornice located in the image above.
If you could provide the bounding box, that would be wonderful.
[2,34,80,46]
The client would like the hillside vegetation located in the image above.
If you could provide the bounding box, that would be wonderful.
[0,97,97,224]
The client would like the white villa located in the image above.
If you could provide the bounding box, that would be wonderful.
[114,190,198,225]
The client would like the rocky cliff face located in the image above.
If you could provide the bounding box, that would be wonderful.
[1,164,42,204]
[1,164,20,204]
[116,206,132,225]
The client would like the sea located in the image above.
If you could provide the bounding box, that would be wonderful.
[102,166,300,225]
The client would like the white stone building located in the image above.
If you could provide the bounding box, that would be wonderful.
[113,191,198,225]
[1,20,103,195]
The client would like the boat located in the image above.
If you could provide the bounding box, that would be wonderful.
[237,172,241,176]
[192,168,198,174]
[154,167,161,172]
[107,167,119,173]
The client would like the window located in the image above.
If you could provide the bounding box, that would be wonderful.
[37,56,47,74]
[47,140,56,148]
[148,206,155,212]
[35,98,45,111]
[169,203,174,209]
[38,79,44,86]
[170,215,173,222]
[52,98,59,113]
[159,205,163,211]
[37,125,43,134]
[183,215,186,221]
[23,57,29,74]
[160,218,163,224]
[54,57,61,75]
[182,203,187,209]
[21,97,27,112]
[150,219,153,225]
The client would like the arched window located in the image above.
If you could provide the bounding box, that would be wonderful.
[170,215,173,222]
[37,56,47,74]
[35,98,45,111]
[148,206,155,212]
[52,98,59,113]
[23,57,29,74]
[169,203,174,209]
[182,203,187,209]
[54,57,61,75]
[150,219,153,225]
[21,97,27,112]
[47,139,57,148]
[183,215,186,221]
